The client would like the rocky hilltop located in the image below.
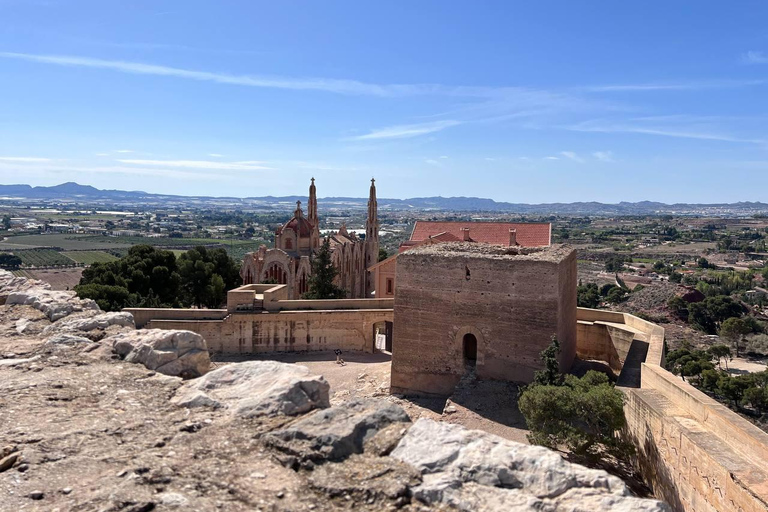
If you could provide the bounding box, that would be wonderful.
[0,270,669,511]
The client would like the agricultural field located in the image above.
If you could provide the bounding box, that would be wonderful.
[16,249,76,267]
[14,268,84,290]
[61,251,119,265]
[0,234,132,251]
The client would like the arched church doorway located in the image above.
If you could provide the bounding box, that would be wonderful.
[463,333,477,366]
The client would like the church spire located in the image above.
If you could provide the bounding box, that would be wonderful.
[366,177,378,240]
[308,177,318,226]
[365,178,379,296]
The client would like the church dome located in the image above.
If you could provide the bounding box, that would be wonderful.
[283,216,313,237]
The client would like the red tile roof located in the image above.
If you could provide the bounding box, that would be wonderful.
[409,221,551,247]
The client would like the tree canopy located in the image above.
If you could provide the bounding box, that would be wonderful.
[177,246,241,308]
[75,244,239,311]
[303,238,345,299]
[519,336,630,462]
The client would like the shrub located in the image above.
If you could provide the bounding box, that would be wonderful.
[519,337,631,461]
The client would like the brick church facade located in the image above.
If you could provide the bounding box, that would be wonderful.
[240,178,379,299]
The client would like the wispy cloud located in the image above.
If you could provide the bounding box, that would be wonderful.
[118,159,271,170]
[560,151,584,163]
[0,156,52,162]
[742,51,768,64]
[208,153,224,157]
[94,153,109,157]
[0,52,444,97]
[583,78,767,92]
[567,118,767,144]
[348,120,461,140]
[424,159,441,166]
[484,157,497,161]
[544,156,559,160]
[114,149,134,153]
[593,151,614,162]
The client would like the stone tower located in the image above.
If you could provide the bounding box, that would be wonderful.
[365,178,380,296]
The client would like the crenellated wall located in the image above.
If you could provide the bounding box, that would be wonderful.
[575,308,768,512]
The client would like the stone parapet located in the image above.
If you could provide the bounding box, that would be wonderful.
[575,307,767,512]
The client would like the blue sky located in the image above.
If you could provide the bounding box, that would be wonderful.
[1,1,767,202]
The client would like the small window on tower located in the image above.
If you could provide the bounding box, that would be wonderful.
[386,278,394,295]
[285,239,293,250]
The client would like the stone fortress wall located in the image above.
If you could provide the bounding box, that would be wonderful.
[126,283,393,355]
[577,309,768,512]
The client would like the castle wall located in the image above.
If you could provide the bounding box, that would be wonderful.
[390,245,577,396]
[574,308,768,512]
[128,305,392,356]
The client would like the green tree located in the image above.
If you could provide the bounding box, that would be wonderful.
[533,335,562,386]
[720,317,752,357]
[700,369,721,392]
[177,246,240,308]
[577,283,600,308]
[688,296,745,334]
[0,253,22,269]
[742,386,768,415]
[304,238,345,299]
[378,248,389,262]
[76,245,181,311]
[604,255,625,273]
[708,344,731,370]
[717,374,749,408]
[667,296,689,321]
[1,215,10,230]
[519,371,630,461]
[605,287,627,304]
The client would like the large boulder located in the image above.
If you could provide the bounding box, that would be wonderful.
[108,329,210,378]
[172,360,329,417]
[265,398,410,464]
[43,312,135,335]
[391,419,669,512]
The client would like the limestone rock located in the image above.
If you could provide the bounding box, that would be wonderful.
[6,288,98,322]
[108,329,210,378]
[173,360,329,417]
[391,419,669,512]
[0,269,50,297]
[265,398,410,464]
[45,333,94,346]
[43,312,135,335]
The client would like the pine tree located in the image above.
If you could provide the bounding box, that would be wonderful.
[304,238,345,299]
[533,335,562,386]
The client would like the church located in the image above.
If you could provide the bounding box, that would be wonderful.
[239,178,379,299]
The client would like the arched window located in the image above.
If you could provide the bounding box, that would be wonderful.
[285,238,293,250]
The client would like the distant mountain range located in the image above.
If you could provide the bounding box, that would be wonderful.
[2,182,768,216]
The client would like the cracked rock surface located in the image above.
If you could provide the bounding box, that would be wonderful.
[391,419,669,512]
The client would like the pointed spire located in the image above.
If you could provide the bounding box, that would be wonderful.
[367,177,378,240]
[294,200,303,218]
[308,177,318,226]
